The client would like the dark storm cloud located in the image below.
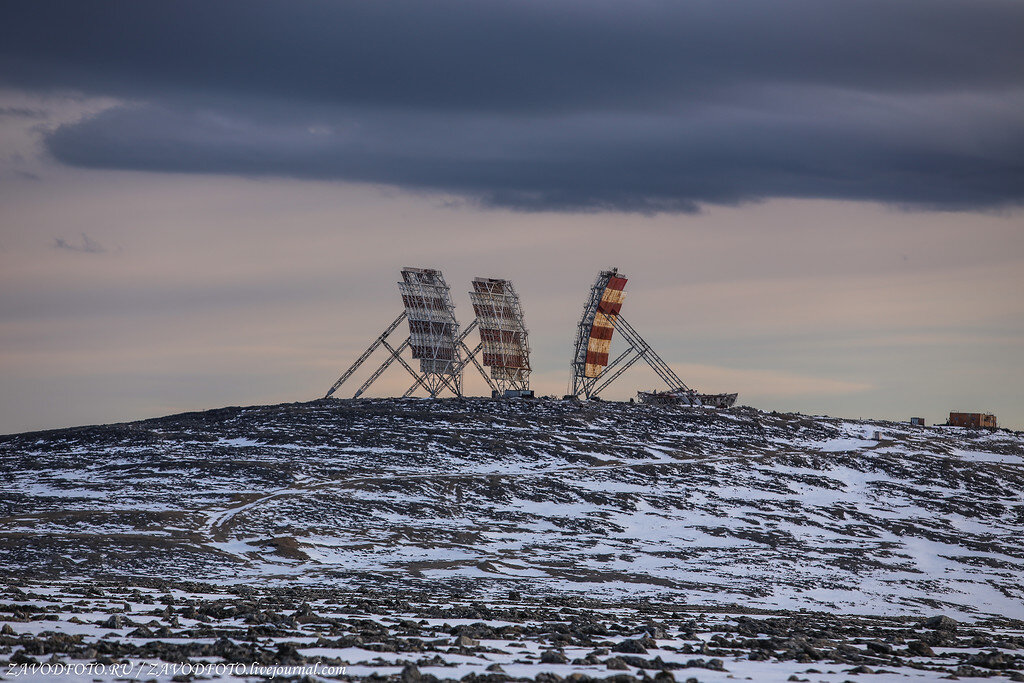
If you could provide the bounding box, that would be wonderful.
[52,233,105,254]
[0,106,47,119]
[45,93,1024,212]
[5,0,1024,211]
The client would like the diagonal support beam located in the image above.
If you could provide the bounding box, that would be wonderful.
[586,348,634,392]
[325,312,407,398]
[617,316,691,392]
[353,338,414,398]
[381,339,436,397]
[570,346,633,399]
[461,341,498,394]
[401,355,469,397]
[404,321,482,397]
[591,348,643,397]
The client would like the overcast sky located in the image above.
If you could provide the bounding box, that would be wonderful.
[1,0,1022,433]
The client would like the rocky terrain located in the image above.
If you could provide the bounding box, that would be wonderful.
[2,581,1024,682]
[1,398,1023,681]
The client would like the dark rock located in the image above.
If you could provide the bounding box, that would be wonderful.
[966,650,1011,669]
[614,639,648,654]
[605,657,629,670]
[266,536,309,561]
[616,656,649,669]
[275,642,304,664]
[456,623,496,640]
[541,649,569,664]
[923,615,958,631]
[955,665,988,678]
[101,615,124,629]
[402,664,422,683]
[906,641,935,657]
[534,673,564,683]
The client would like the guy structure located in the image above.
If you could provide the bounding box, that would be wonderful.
[470,277,532,397]
[324,267,531,399]
[567,267,737,407]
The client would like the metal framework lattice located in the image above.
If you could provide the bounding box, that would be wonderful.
[570,268,628,398]
[324,267,471,399]
[568,267,727,406]
[324,267,511,400]
[398,267,464,396]
[469,277,531,394]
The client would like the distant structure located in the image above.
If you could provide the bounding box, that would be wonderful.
[948,412,997,429]
[910,417,926,427]
[325,267,472,399]
[569,269,628,398]
[398,268,464,396]
[469,277,533,397]
[324,265,736,405]
[566,268,737,407]
[324,268,529,400]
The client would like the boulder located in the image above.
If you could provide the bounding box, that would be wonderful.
[613,639,648,655]
[923,615,959,631]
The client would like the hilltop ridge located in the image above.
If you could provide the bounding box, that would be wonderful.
[2,398,1022,621]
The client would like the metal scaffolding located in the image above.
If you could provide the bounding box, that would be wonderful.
[567,267,735,406]
[324,267,498,399]
[398,267,464,397]
[569,268,628,399]
[469,277,531,395]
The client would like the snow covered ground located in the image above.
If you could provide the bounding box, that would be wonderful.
[1,398,1023,680]
[2,581,1023,682]
[3,399,1022,620]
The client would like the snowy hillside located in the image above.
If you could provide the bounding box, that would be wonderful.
[2,399,1022,620]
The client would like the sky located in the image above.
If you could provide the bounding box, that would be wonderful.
[1,0,1022,434]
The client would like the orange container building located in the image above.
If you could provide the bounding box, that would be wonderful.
[948,412,997,429]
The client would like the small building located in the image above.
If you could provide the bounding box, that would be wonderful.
[910,417,926,427]
[948,412,997,429]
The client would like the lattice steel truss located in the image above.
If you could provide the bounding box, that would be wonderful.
[398,267,464,396]
[568,267,710,405]
[324,267,502,400]
[469,277,531,395]
[570,268,628,399]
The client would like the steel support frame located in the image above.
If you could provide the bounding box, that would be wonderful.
[326,314,481,400]
[324,312,408,398]
[569,271,609,398]
[401,322,497,397]
[569,314,701,404]
[398,268,463,396]
[469,278,531,394]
